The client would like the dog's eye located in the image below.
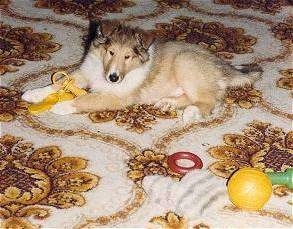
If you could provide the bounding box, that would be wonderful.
[125,55,130,59]
[109,51,114,56]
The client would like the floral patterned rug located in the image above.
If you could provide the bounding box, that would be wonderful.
[0,0,292,228]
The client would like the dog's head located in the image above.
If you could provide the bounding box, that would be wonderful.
[86,20,155,83]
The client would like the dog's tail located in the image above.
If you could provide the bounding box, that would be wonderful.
[229,63,263,87]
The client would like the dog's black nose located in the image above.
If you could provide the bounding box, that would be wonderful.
[109,73,119,82]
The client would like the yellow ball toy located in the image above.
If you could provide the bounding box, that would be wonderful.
[227,168,272,211]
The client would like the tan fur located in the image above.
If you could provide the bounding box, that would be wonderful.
[90,24,153,83]
[72,39,260,118]
[74,92,130,111]
[100,44,142,81]
[135,42,228,116]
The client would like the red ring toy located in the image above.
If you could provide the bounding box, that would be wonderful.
[167,152,203,175]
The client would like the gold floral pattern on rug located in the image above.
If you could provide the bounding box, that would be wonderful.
[0,23,61,75]
[149,211,188,229]
[208,121,293,178]
[224,205,293,223]
[213,0,290,14]
[153,17,257,59]
[193,223,210,229]
[225,86,262,109]
[271,18,293,43]
[0,87,28,122]
[277,69,293,91]
[89,104,177,133]
[34,0,136,20]
[127,150,182,183]
[0,135,99,228]
[273,185,292,197]
[0,0,10,9]
[155,0,189,9]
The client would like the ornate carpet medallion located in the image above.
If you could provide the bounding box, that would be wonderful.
[153,16,257,59]
[0,0,10,9]
[225,86,262,109]
[0,135,99,228]
[34,0,136,19]
[213,0,290,14]
[277,69,293,91]
[0,87,28,122]
[271,18,293,43]
[149,212,188,229]
[149,211,211,229]
[208,121,293,178]
[89,104,177,133]
[155,0,190,9]
[127,150,182,183]
[0,23,61,75]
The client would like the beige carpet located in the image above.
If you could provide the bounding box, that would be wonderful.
[0,0,292,228]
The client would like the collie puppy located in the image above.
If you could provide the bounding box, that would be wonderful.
[22,20,262,122]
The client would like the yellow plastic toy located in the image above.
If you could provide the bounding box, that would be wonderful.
[51,71,87,97]
[227,168,272,211]
[28,71,87,115]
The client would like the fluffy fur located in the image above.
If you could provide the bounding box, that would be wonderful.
[22,20,262,122]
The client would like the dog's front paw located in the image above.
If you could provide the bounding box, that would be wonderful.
[22,87,55,103]
[182,105,203,123]
[155,98,176,112]
[50,101,77,115]
[22,89,43,103]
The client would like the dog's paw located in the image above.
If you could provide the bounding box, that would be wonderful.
[50,101,77,115]
[22,87,55,103]
[155,98,176,112]
[182,105,203,123]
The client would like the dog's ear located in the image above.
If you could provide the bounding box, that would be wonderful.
[134,31,155,63]
[92,20,120,46]
[100,20,121,36]
[133,46,149,63]
[92,21,107,46]
[82,21,102,58]
[135,31,155,50]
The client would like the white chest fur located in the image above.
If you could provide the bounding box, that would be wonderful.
[79,48,154,97]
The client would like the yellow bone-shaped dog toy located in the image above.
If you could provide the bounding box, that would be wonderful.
[28,71,87,115]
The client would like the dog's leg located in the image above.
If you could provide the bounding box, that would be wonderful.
[50,92,134,115]
[50,100,77,115]
[155,95,191,111]
[182,99,220,123]
[154,95,211,123]
[22,71,88,103]
[173,52,223,120]
[182,105,203,123]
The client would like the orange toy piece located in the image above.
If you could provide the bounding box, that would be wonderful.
[227,168,272,211]
[28,71,87,115]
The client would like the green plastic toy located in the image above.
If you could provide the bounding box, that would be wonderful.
[267,168,293,189]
